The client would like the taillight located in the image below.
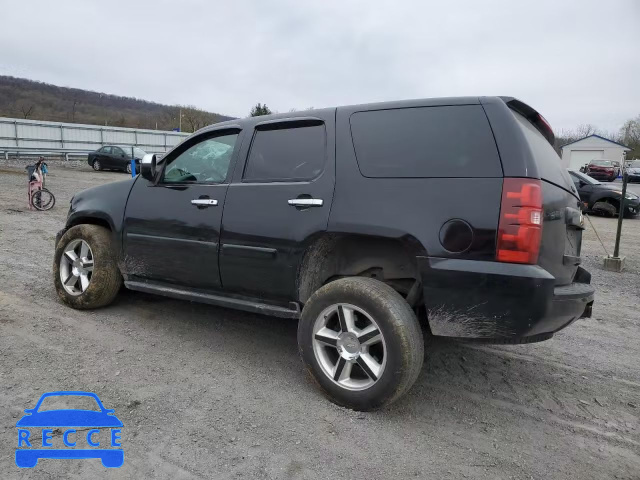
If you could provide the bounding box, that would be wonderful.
[496,178,543,264]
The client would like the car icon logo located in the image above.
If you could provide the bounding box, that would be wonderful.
[15,391,124,468]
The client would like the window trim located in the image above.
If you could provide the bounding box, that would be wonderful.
[241,119,327,184]
[158,128,242,186]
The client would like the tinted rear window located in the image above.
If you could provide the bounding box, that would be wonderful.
[244,123,326,182]
[349,105,502,178]
[513,111,574,189]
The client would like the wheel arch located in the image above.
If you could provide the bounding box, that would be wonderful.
[66,215,113,232]
[296,233,425,305]
[589,193,620,210]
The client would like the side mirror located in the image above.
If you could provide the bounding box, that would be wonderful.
[140,154,157,181]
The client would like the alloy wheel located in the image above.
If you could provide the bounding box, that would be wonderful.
[59,239,94,295]
[93,160,101,170]
[312,303,387,391]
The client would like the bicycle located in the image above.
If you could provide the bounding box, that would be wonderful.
[26,158,56,211]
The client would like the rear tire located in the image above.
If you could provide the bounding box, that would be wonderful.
[92,159,101,171]
[53,224,122,309]
[298,277,424,411]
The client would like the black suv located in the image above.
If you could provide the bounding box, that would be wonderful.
[54,97,595,410]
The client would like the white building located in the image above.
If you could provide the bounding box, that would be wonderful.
[561,135,631,170]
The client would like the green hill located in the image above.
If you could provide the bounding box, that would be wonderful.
[0,75,233,132]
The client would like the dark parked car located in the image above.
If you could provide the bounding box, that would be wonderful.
[586,159,617,182]
[54,96,594,410]
[568,169,640,216]
[627,160,640,183]
[87,145,147,173]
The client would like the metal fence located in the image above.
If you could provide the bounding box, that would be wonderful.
[0,116,190,160]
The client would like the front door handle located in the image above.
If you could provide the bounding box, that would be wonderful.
[191,199,218,206]
[288,198,323,207]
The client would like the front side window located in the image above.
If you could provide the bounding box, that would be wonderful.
[162,133,238,184]
[112,147,124,156]
[243,122,326,182]
[569,170,601,185]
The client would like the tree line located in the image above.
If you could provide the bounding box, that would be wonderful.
[0,76,232,132]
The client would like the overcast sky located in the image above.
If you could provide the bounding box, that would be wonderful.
[1,0,638,132]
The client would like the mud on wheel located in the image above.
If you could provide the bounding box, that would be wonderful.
[297,277,424,411]
[53,224,122,309]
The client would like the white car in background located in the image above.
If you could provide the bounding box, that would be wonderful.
[627,160,640,183]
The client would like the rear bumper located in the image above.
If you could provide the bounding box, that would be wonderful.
[418,257,594,341]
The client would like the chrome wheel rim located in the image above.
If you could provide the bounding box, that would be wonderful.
[59,239,94,296]
[126,163,131,173]
[312,303,387,391]
[93,160,100,170]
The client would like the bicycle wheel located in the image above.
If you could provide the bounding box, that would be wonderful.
[31,188,56,211]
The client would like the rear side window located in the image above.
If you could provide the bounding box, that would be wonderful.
[513,111,574,188]
[349,105,502,178]
[244,122,326,182]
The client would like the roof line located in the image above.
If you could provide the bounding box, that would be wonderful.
[560,134,631,150]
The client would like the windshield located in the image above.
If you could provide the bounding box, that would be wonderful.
[590,160,612,166]
[37,395,101,412]
[569,170,601,185]
[133,147,146,158]
[630,160,640,168]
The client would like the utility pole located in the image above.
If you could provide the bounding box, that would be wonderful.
[604,172,628,272]
[179,108,182,132]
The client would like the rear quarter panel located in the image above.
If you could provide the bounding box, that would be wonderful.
[331,102,502,260]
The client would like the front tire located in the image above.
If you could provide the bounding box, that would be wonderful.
[298,277,424,411]
[592,200,617,217]
[126,162,132,174]
[53,224,122,309]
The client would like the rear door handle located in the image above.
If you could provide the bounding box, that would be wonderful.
[191,199,218,206]
[287,198,323,207]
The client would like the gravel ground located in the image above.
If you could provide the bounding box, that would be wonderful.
[0,162,639,480]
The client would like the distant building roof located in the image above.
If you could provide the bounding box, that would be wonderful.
[560,134,631,150]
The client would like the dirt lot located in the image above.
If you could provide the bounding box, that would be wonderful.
[0,162,639,479]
